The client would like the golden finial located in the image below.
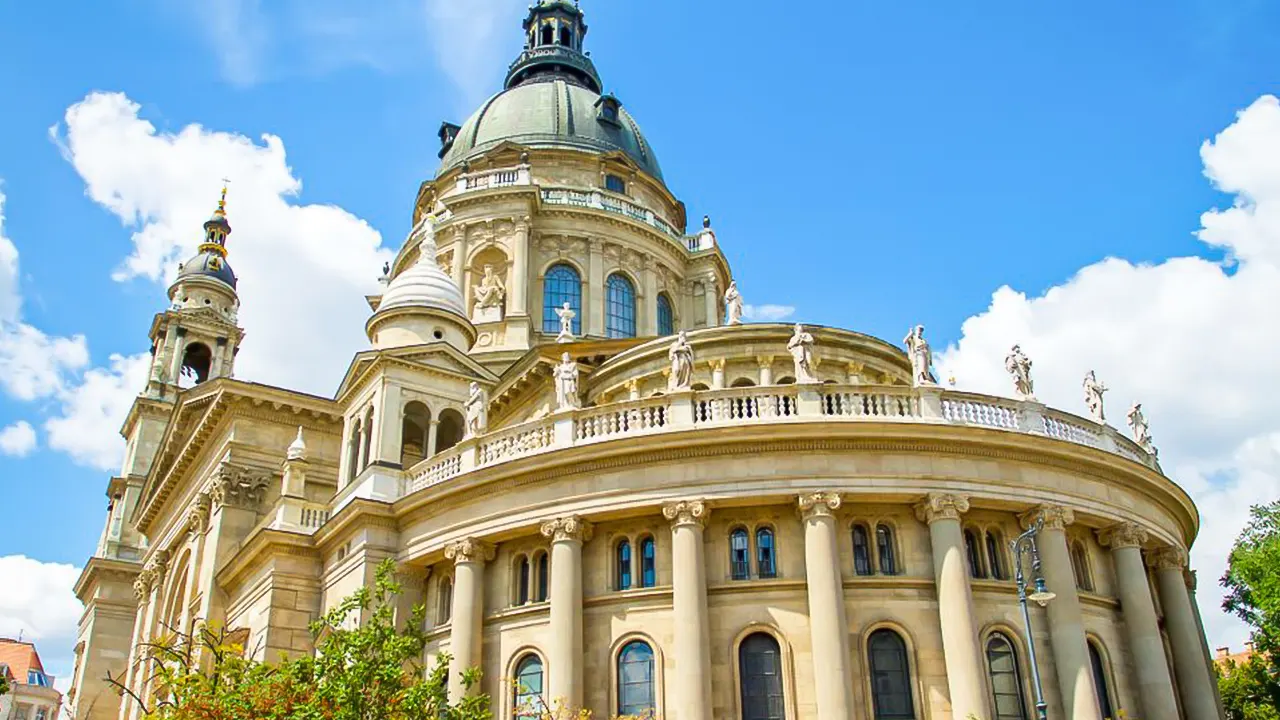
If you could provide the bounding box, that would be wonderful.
[218,178,230,212]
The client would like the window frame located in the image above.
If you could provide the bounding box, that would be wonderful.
[984,632,1030,720]
[616,539,633,591]
[616,640,657,717]
[730,527,751,580]
[737,632,786,720]
[964,529,986,579]
[605,273,638,339]
[986,531,1007,581]
[853,523,874,576]
[639,535,657,588]
[657,293,675,336]
[512,653,545,720]
[542,263,583,335]
[876,523,898,576]
[605,173,627,194]
[756,527,778,579]
[866,628,917,720]
[1088,639,1117,719]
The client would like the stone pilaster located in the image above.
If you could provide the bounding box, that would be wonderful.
[914,493,987,720]
[1149,547,1220,720]
[540,516,593,710]
[444,538,494,702]
[798,493,856,720]
[1019,505,1102,720]
[1097,523,1178,720]
[663,500,712,720]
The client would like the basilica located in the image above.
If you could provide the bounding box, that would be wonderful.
[68,3,1223,720]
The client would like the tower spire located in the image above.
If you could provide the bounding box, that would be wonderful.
[200,182,232,258]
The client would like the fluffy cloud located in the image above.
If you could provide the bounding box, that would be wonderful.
[937,95,1280,650]
[0,555,83,682]
[44,354,150,471]
[0,421,36,457]
[425,0,527,106]
[743,304,797,322]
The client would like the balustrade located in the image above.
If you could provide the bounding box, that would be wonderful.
[822,388,920,419]
[941,393,1022,429]
[575,397,669,441]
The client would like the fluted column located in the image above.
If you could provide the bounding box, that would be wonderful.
[1097,523,1178,719]
[1151,547,1220,720]
[510,219,529,316]
[914,493,987,719]
[541,516,593,711]
[663,500,712,720]
[444,538,494,702]
[1019,506,1102,720]
[799,493,856,720]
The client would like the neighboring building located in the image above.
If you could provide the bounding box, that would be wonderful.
[0,639,61,720]
[69,3,1224,720]
[1214,643,1258,670]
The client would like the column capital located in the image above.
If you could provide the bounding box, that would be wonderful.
[798,492,842,519]
[1146,546,1188,571]
[1097,522,1148,550]
[540,515,594,543]
[663,499,710,528]
[209,463,273,510]
[913,493,970,524]
[185,492,212,538]
[444,538,495,565]
[1018,504,1075,531]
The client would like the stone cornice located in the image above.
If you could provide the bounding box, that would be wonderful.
[914,493,970,524]
[1097,522,1149,550]
[215,528,321,592]
[73,556,143,601]
[1018,504,1075,531]
[540,515,593,543]
[798,492,842,519]
[662,500,710,529]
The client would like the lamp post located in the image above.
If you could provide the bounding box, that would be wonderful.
[1012,516,1055,720]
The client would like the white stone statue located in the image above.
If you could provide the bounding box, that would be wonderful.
[1128,402,1156,454]
[1005,344,1035,400]
[724,281,744,326]
[554,352,581,411]
[1083,370,1108,422]
[787,324,819,384]
[668,331,694,391]
[471,264,506,323]
[465,382,488,438]
[555,301,576,343]
[903,325,935,387]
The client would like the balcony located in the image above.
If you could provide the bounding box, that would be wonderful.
[540,186,708,252]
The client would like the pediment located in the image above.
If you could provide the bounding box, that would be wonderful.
[335,342,499,402]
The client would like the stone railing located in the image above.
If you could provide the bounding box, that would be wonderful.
[540,187,687,245]
[269,499,333,534]
[397,384,1160,500]
[456,164,532,194]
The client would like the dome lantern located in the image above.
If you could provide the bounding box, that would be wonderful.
[506,0,601,92]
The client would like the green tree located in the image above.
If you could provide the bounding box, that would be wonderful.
[111,559,491,720]
[1,672,10,699]
[1217,656,1280,720]
[1220,500,1280,719]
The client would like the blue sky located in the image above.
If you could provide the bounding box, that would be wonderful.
[2,0,1279,682]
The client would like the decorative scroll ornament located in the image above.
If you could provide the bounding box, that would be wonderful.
[540,516,594,543]
[1097,522,1148,550]
[1146,546,1188,571]
[209,463,273,510]
[798,492,842,519]
[443,538,495,565]
[913,493,971,524]
[1018,505,1075,532]
[662,500,710,528]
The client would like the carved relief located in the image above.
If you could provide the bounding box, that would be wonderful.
[1018,504,1074,531]
[1146,546,1188,571]
[209,464,273,510]
[1097,522,1149,550]
[798,492,842,519]
[913,493,970,524]
[185,492,212,538]
[540,515,594,543]
[662,500,710,528]
[444,538,495,565]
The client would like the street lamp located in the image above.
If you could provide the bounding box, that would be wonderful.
[1012,516,1054,720]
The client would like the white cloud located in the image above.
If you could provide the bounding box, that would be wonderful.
[937,95,1280,652]
[0,555,83,683]
[425,0,527,107]
[45,354,150,472]
[0,421,36,457]
[742,304,797,322]
[0,187,19,323]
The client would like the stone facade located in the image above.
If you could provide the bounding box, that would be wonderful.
[68,3,1224,720]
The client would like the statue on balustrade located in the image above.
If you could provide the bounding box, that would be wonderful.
[668,331,694,391]
[1083,370,1108,422]
[555,352,581,411]
[787,324,819,384]
[555,301,576,343]
[465,382,489,438]
[1005,344,1036,400]
[724,281,744,326]
[1128,402,1156,455]
[472,264,506,323]
[903,325,935,387]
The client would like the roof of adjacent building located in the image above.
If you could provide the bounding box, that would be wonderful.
[0,638,46,685]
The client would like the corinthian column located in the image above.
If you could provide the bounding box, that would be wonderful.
[1019,506,1102,720]
[444,538,494,702]
[798,493,856,720]
[914,493,987,720]
[541,516,593,711]
[663,500,712,720]
[1097,523,1178,720]
[1150,547,1219,720]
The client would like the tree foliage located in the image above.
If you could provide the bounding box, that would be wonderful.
[1220,500,1280,719]
[1217,656,1280,720]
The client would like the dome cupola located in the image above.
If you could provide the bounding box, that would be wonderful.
[174,186,238,291]
[507,0,600,92]
[367,213,476,351]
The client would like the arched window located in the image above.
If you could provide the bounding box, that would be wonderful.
[1089,641,1116,719]
[876,524,898,576]
[986,531,1006,580]
[617,540,633,591]
[1071,541,1093,592]
[401,401,430,467]
[617,641,656,716]
[437,576,453,624]
[179,342,213,386]
[346,419,362,483]
[986,633,1028,720]
[543,264,582,335]
[853,524,874,576]
[513,654,544,720]
[965,530,986,579]
[540,24,554,46]
[360,406,375,470]
[435,409,465,454]
[536,552,549,602]
[731,377,758,388]
[516,555,530,605]
[640,536,656,588]
[868,629,915,719]
[730,528,750,580]
[756,528,777,579]
[606,273,637,339]
[657,294,675,336]
[739,633,784,720]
